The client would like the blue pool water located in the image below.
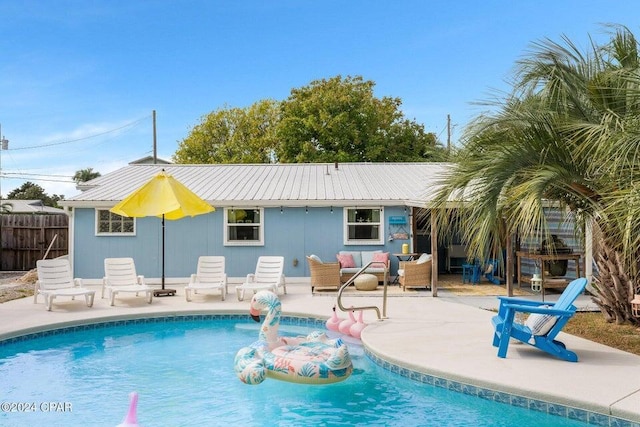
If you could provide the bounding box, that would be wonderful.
[0,317,590,427]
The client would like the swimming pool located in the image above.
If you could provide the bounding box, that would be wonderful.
[0,315,590,426]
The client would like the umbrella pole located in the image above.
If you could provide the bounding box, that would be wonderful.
[162,214,165,289]
[154,214,176,297]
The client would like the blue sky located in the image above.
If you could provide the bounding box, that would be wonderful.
[0,1,637,198]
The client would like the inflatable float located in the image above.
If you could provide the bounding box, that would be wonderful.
[116,392,141,427]
[349,310,367,339]
[234,291,353,385]
[338,309,357,335]
[326,306,368,340]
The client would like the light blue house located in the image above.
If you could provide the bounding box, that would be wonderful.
[60,162,450,284]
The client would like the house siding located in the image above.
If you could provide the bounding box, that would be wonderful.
[72,206,410,281]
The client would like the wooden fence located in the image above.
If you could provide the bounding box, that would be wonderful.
[0,214,69,271]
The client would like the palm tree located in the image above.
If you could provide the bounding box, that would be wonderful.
[73,168,101,184]
[431,26,640,325]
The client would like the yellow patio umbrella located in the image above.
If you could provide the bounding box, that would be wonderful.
[110,170,215,295]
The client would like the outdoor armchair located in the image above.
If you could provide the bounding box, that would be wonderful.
[491,277,588,362]
[397,254,432,291]
[306,255,341,292]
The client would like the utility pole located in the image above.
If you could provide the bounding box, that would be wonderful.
[447,114,451,153]
[0,123,7,198]
[0,124,8,271]
[152,110,157,164]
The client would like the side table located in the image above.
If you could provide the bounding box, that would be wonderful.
[393,253,421,262]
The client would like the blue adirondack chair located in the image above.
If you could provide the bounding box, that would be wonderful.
[483,259,500,284]
[491,277,588,362]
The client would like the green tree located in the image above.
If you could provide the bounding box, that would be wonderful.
[173,99,280,164]
[276,75,445,162]
[431,26,640,325]
[174,76,448,164]
[73,167,101,184]
[6,182,63,208]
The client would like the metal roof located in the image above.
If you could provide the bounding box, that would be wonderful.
[1,199,67,214]
[61,163,452,208]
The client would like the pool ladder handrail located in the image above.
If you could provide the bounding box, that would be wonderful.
[336,261,388,320]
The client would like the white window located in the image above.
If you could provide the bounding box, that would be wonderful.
[224,208,264,246]
[96,209,135,235]
[344,207,383,245]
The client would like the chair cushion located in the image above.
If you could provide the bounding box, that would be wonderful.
[371,252,389,267]
[336,253,356,268]
[339,251,362,267]
[309,254,323,263]
[416,253,432,264]
[525,307,557,336]
[340,267,387,274]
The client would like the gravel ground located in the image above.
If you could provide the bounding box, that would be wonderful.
[0,271,37,303]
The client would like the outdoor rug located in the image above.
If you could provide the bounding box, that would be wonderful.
[312,275,537,297]
[436,274,536,296]
[312,284,422,297]
[437,282,536,296]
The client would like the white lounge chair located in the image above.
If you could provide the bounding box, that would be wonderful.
[235,256,286,301]
[103,257,153,306]
[185,256,228,301]
[34,258,95,311]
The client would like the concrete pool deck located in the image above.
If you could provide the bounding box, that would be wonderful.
[1,280,639,425]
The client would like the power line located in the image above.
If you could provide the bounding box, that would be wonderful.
[9,115,150,151]
[1,173,75,185]
[1,175,73,184]
[3,172,72,178]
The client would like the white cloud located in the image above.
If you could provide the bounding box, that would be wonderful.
[1,116,155,199]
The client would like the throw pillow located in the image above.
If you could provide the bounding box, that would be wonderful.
[416,253,432,264]
[525,306,557,336]
[309,254,323,263]
[340,251,362,267]
[336,253,356,268]
[372,252,389,267]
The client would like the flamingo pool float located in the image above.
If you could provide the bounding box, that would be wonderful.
[349,310,367,339]
[338,308,356,335]
[234,291,352,385]
[116,392,141,427]
[326,305,341,332]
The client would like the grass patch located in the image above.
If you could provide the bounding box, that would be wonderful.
[565,312,640,356]
[0,284,35,304]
